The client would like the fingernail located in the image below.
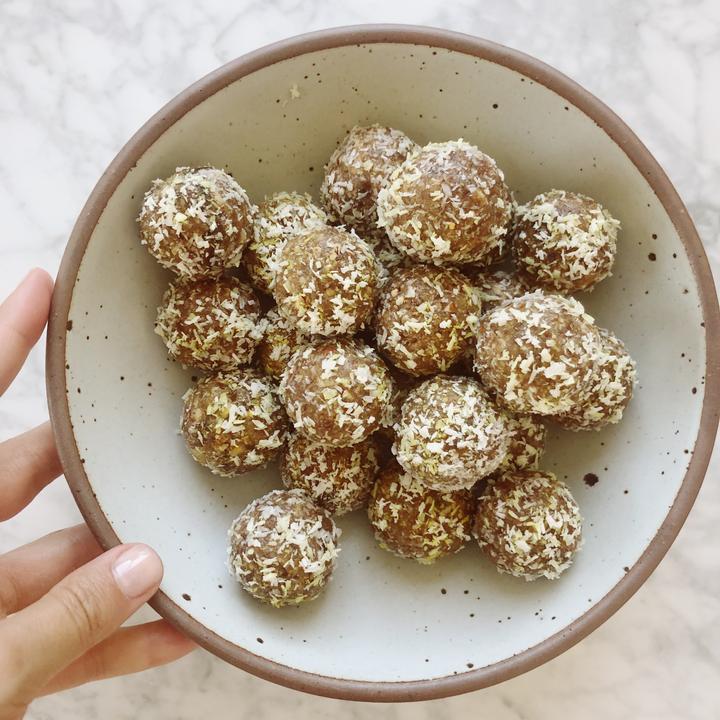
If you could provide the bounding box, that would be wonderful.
[112,545,163,599]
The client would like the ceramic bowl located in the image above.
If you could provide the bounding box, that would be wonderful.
[47,25,720,701]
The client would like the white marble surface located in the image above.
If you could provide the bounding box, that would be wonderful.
[0,0,718,718]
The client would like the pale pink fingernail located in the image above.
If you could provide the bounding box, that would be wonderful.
[111,545,163,599]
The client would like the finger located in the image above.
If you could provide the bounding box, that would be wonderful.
[1,543,163,700]
[0,525,101,617]
[0,268,53,396]
[0,422,62,521]
[40,620,196,695]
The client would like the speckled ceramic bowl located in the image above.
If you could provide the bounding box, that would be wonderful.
[47,26,720,701]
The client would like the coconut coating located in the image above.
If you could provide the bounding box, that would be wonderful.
[394,375,508,492]
[474,292,602,416]
[368,461,474,564]
[374,265,482,376]
[320,124,417,239]
[137,166,254,278]
[279,339,392,446]
[243,191,328,294]
[274,225,378,336]
[466,269,528,313]
[513,189,620,293]
[255,307,309,378]
[155,276,264,371]
[474,470,583,580]
[181,371,288,477]
[377,140,513,265]
[555,328,637,430]
[228,489,340,607]
[497,411,547,472]
[281,434,379,515]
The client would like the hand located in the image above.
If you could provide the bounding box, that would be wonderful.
[0,270,195,719]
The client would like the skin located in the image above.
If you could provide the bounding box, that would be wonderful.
[0,270,195,719]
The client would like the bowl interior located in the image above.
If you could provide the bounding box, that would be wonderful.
[61,40,707,687]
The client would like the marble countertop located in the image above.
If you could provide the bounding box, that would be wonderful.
[1,1,718,718]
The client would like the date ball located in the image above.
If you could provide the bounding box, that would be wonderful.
[497,411,547,472]
[377,140,512,265]
[279,339,392,446]
[137,166,254,278]
[320,124,417,239]
[155,276,264,371]
[374,264,482,376]
[255,307,309,378]
[513,189,620,293]
[181,371,288,476]
[474,292,601,416]
[368,461,474,564]
[394,375,508,492]
[274,225,378,336]
[474,470,583,580]
[555,328,637,430]
[466,269,528,313]
[243,191,328,294]
[281,434,379,515]
[228,489,340,607]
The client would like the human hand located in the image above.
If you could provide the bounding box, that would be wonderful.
[0,270,195,720]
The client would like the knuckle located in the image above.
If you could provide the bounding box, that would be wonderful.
[51,579,108,646]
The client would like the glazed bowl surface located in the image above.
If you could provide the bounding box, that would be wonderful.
[47,25,720,702]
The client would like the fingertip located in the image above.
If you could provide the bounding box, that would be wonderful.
[111,544,164,600]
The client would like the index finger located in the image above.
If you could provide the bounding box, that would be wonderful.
[0,269,54,396]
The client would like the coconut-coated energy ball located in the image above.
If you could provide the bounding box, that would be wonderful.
[255,307,309,378]
[474,292,601,416]
[320,124,417,239]
[377,140,513,265]
[137,166,255,278]
[368,461,474,564]
[555,328,637,431]
[181,371,288,477]
[279,339,392,446]
[465,269,528,313]
[497,411,547,472]
[394,375,508,492]
[281,434,379,515]
[242,191,328,294]
[227,489,341,607]
[474,470,583,580]
[513,189,620,293]
[374,264,482,376]
[155,276,264,371]
[274,225,378,336]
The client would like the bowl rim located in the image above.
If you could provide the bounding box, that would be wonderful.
[46,24,720,702]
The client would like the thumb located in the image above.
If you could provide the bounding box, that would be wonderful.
[1,543,163,699]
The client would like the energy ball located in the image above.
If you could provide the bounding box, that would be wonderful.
[474,292,601,416]
[497,411,547,472]
[394,375,508,492]
[513,189,620,293]
[138,166,254,278]
[320,124,417,239]
[243,191,328,294]
[155,276,264,371]
[555,328,637,431]
[368,461,474,564]
[255,307,309,378]
[377,140,512,265]
[281,434,379,515]
[474,470,583,580]
[181,371,288,477]
[374,264,482,376]
[274,225,378,336]
[465,269,528,313]
[279,339,393,446]
[228,489,340,607]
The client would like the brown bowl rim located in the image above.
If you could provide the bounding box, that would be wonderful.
[46,24,720,702]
